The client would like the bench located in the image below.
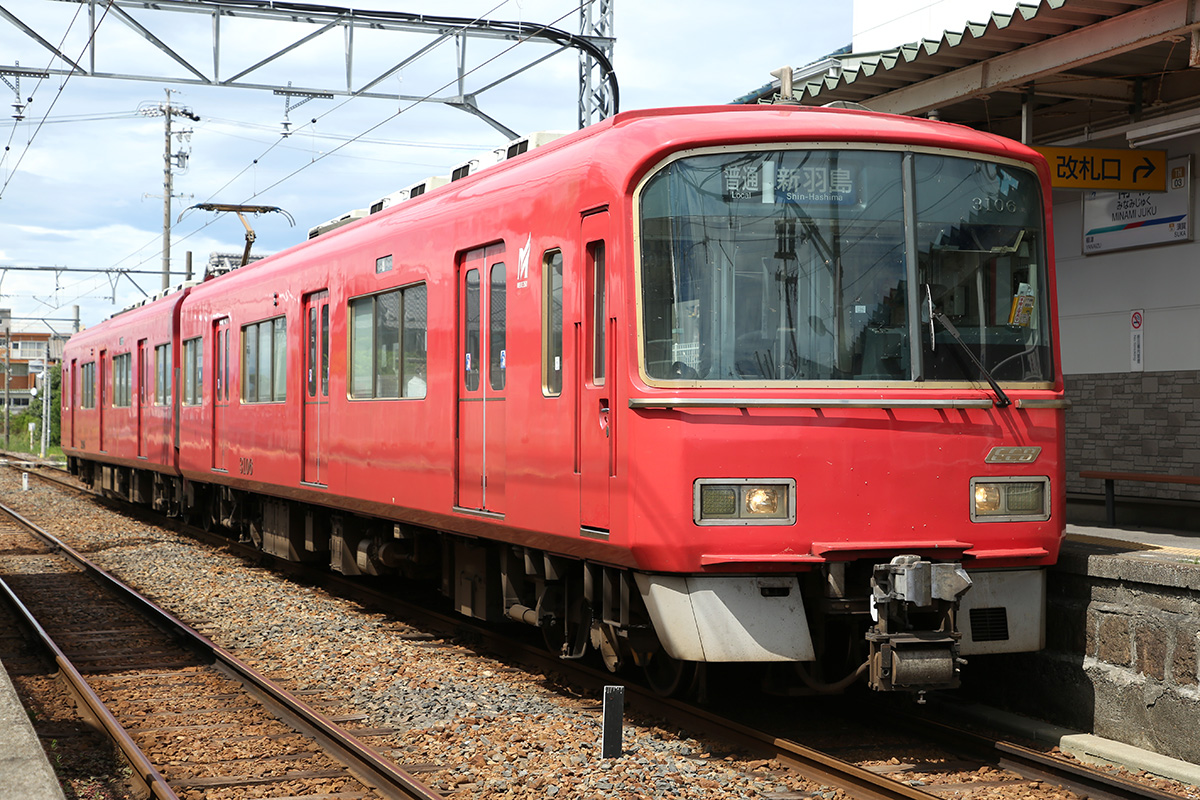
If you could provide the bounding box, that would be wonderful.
[1079,470,1200,527]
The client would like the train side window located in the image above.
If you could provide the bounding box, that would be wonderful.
[272,317,287,402]
[349,282,427,399]
[489,262,506,391]
[182,337,203,406]
[542,249,563,396]
[81,361,96,409]
[402,285,427,398]
[241,316,287,403]
[113,353,132,407]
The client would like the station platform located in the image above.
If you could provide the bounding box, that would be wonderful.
[965,520,1200,773]
[1065,521,1200,560]
[0,664,66,800]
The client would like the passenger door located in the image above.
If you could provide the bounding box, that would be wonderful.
[456,244,507,514]
[303,291,330,485]
[67,359,76,448]
[578,211,613,535]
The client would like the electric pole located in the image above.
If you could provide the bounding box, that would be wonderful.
[140,90,199,291]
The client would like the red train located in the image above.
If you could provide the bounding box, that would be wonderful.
[62,105,1066,695]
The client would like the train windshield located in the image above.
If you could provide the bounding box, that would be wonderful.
[638,148,1052,385]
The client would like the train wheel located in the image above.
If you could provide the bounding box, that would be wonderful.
[642,649,695,697]
[590,623,624,673]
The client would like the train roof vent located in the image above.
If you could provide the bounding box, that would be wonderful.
[501,130,567,161]
[451,159,480,182]
[307,208,368,239]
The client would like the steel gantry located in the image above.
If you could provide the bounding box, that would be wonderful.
[0,0,619,135]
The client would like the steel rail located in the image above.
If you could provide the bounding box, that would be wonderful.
[0,498,445,800]
[0,560,180,800]
[13,464,1175,800]
[887,705,1182,800]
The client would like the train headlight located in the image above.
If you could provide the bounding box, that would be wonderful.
[970,477,1050,522]
[694,479,795,525]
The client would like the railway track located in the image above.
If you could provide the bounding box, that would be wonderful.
[3,461,1191,800]
[0,495,445,800]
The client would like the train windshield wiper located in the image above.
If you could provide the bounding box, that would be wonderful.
[924,284,1011,408]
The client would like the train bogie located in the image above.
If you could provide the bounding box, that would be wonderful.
[63,105,1066,695]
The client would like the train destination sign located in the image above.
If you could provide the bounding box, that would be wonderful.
[1033,146,1166,192]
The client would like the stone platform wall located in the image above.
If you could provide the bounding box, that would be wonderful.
[963,544,1200,763]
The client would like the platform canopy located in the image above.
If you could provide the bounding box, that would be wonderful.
[755,0,1200,148]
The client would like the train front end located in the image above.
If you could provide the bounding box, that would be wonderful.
[626,122,1064,693]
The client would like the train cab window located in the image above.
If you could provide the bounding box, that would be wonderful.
[241,316,287,403]
[542,249,564,396]
[637,149,1052,384]
[349,283,427,399]
[489,263,506,391]
[112,353,132,407]
[81,362,96,409]
[154,343,171,406]
[183,337,203,406]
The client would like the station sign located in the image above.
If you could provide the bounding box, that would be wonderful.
[1082,156,1192,254]
[1033,146,1166,192]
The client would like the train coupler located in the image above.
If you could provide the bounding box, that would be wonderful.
[866,555,972,692]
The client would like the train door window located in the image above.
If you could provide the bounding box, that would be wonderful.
[183,337,203,405]
[489,262,506,391]
[542,249,564,396]
[464,269,481,391]
[155,344,170,405]
[214,322,231,402]
[307,297,332,399]
[590,241,606,384]
[308,305,319,398]
[81,361,95,408]
[113,353,132,407]
[321,304,330,396]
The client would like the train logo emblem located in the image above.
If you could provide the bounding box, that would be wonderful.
[517,234,531,288]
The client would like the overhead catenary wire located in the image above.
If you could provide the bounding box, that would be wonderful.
[0,0,115,200]
[17,1,608,312]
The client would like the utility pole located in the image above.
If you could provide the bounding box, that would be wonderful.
[3,323,9,451]
[140,90,199,291]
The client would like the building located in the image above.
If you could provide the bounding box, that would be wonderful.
[1,326,67,413]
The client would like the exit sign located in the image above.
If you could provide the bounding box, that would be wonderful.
[1033,146,1167,192]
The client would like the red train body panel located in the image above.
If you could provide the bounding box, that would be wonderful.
[63,105,1066,693]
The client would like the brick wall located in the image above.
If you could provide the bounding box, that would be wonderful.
[1065,370,1200,501]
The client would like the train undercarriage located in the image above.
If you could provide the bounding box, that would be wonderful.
[73,458,1034,698]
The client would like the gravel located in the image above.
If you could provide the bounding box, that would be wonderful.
[0,468,830,799]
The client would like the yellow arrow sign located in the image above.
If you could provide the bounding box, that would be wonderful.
[1033,146,1167,191]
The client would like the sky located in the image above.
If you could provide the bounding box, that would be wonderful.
[0,1,851,333]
